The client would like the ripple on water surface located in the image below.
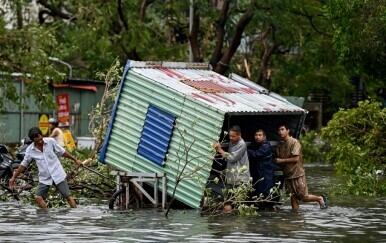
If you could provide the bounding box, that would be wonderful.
[0,165,385,242]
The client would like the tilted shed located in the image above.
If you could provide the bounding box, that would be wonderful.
[100,61,307,209]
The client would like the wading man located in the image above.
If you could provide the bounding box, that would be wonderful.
[9,127,83,208]
[276,123,327,210]
[248,129,276,211]
[214,126,250,212]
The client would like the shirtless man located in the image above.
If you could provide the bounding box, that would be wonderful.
[49,118,64,147]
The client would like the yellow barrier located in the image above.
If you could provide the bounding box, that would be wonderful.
[62,130,76,150]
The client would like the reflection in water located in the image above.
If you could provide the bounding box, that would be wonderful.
[0,164,385,242]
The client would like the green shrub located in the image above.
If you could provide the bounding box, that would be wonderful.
[321,100,386,196]
[300,130,327,163]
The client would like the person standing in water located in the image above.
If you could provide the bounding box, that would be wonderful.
[276,123,327,210]
[10,127,82,208]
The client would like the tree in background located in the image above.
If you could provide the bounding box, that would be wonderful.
[0,2,65,111]
[0,0,350,109]
[1,0,380,115]
[327,0,385,85]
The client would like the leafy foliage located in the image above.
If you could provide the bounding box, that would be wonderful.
[202,167,285,216]
[327,0,386,82]
[299,130,327,163]
[321,100,386,195]
[0,0,359,116]
[0,24,65,111]
[88,59,122,157]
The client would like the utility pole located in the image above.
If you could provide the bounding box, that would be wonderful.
[189,0,193,62]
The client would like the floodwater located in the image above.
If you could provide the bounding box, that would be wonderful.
[1,164,385,242]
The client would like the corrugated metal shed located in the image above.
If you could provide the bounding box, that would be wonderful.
[100,61,306,209]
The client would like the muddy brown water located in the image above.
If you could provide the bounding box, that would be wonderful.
[0,164,385,242]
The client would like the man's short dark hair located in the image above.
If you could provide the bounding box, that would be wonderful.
[229,125,241,134]
[28,127,42,140]
[278,122,290,130]
[255,129,266,135]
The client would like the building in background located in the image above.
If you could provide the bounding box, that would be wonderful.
[0,78,105,144]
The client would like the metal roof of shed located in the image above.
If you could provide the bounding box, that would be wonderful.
[130,61,304,115]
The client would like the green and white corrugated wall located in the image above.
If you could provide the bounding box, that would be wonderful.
[100,62,224,208]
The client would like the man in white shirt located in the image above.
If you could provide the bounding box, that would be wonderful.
[9,127,83,208]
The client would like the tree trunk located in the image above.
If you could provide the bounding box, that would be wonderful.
[258,26,279,89]
[214,11,254,74]
[16,0,23,29]
[37,0,75,20]
[209,0,230,68]
[140,0,155,21]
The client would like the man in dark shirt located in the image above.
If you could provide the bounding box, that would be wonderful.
[248,129,276,210]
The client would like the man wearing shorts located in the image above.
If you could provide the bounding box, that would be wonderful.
[276,123,327,210]
[10,127,83,208]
